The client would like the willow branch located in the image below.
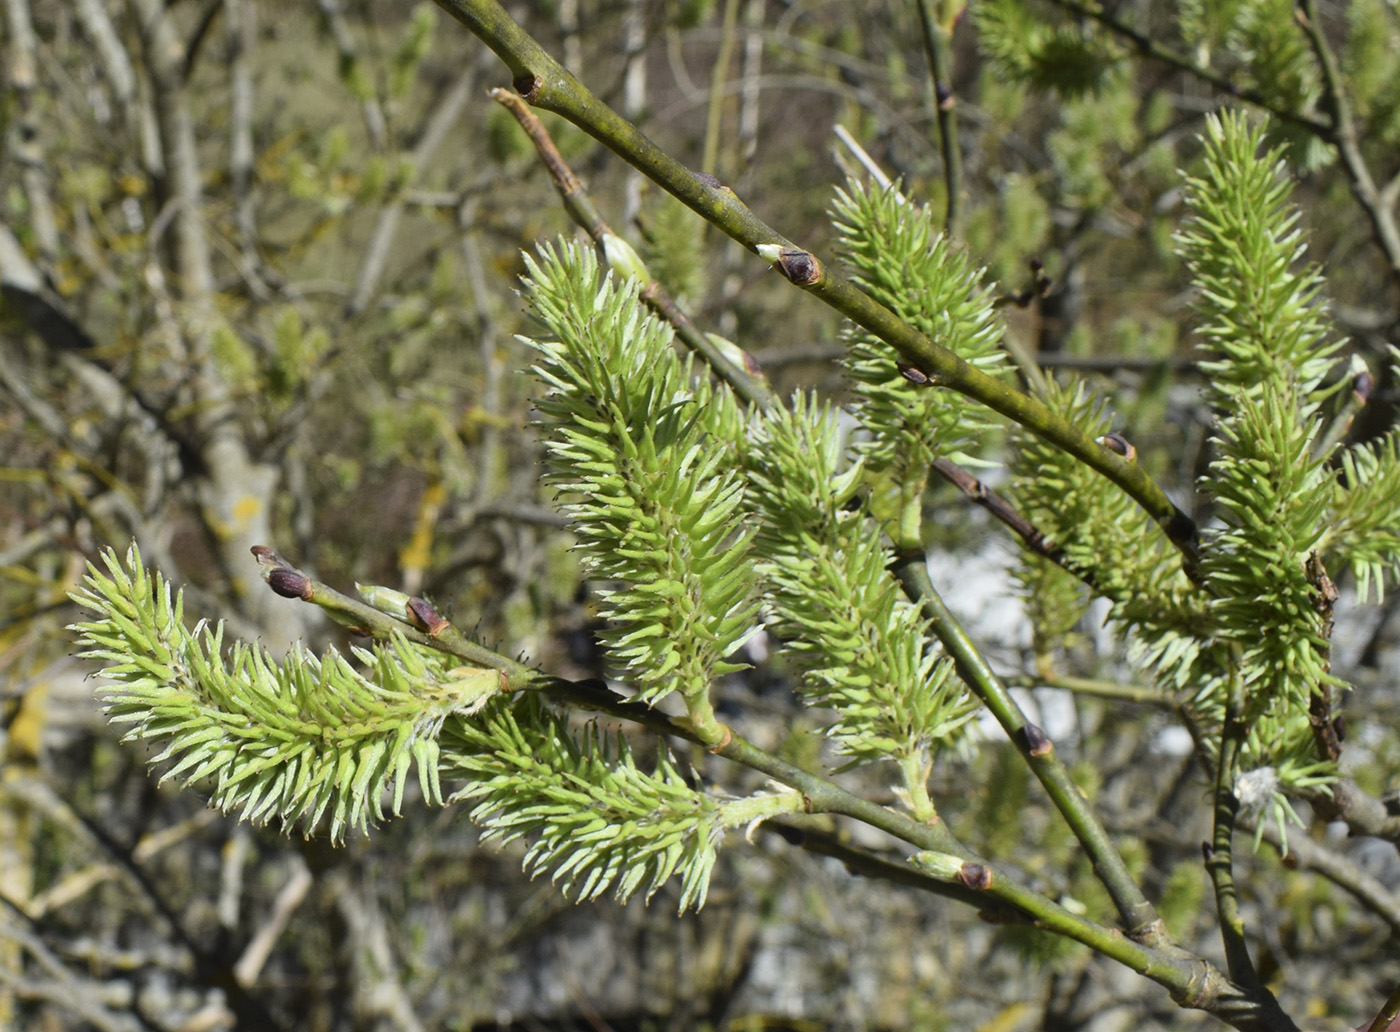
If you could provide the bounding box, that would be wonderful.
[758,821,1022,916]
[1362,983,1400,1032]
[1208,667,1263,989]
[701,0,740,176]
[930,457,1097,588]
[891,552,1164,942]
[428,0,1200,574]
[483,15,1177,594]
[244,546,1257,1012]
[1002,672,1166,707]
[488,88,774,408]
[312,0,387,148]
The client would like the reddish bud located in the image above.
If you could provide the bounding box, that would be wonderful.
[407,596,450,637]
[957,863,993,890]
[757,244,823,286]
[250,544,295,570]
[1023,722,1053,757]
[266,567,312,601]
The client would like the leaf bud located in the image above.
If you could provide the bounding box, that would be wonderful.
[407,596,450,637]
[266,567,312,600]
[756,244,824,286]
[705,332,763,377]
[1022,722,1053,757]
[1097,432,1136,462]
[956,862,994,891]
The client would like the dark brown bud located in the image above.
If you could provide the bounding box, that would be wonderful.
[695,171,723,190]
[266,567,312,601]
[1023,722,1053,757]
[1099,432,1136,462]
[759,245,823,286]
[899,363,932,385]
[956,863,993,891]
[407,596,449,637]
[250,544,294,570]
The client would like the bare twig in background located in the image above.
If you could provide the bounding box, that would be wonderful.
[313,0,388,148]
[233,854,313,988]
[346,67,476,318]
[914,0,963,239]
[1296,0,1400,298]
[3,0,59,263]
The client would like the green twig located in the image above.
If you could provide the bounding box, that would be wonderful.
[1002,672,1167,707]
[253,551,1283,1023]
[428,0,1201,575]
[758,820,1022,916]
[1208,662,1263,989]
[891,552,1165,942]
[1362,981,1400,1032]
[488,87,775,410]
[914,0,963,239]
[702,0,741,177]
